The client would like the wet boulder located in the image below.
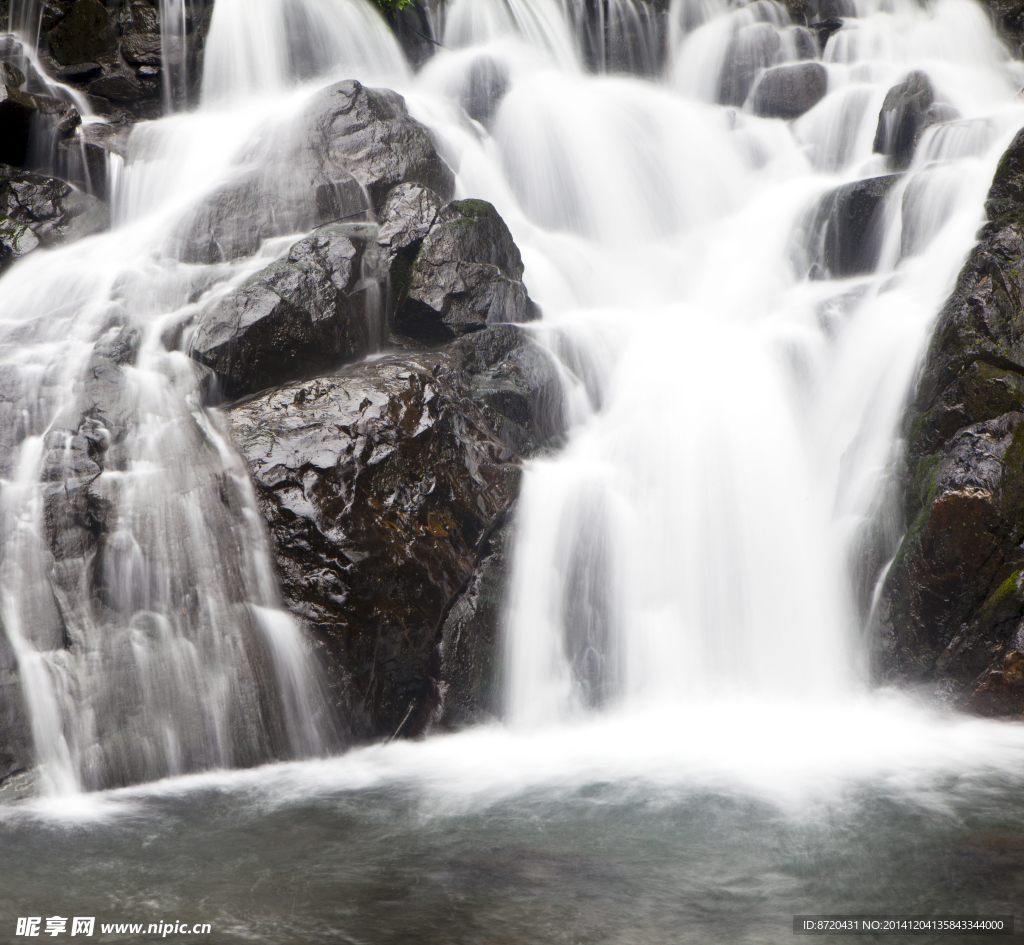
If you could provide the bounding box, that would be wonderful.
[390,196,541,343]
[33,0,211,118]
[751,61,828,119]
[45,0,117,65]
[303,79,455,211]
[177,80,454,265]
[719,21,783,107]
[0,165,108,271]
[873,70,936,170]
[460,55,510,127]
[0,84,80,168]
[227,324,565,741]
[189,223,374,401]
[878,128,1024,716]
[801,174,900,278]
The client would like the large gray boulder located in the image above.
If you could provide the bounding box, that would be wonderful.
[379,188,541,343]
[189,223,374,401]
[177,80,454,265]
[798,174,901,279]
[751,62,827,119]
[227,325,565,741]
[872,70,950,170]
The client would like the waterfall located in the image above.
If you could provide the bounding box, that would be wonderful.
[1,0,1023,796]
[0,0,413,793]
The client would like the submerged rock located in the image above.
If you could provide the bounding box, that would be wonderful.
[879,128,1024,716]
[751,62,827,119]
[227,325,565,740]
[189,223,376,401]
[0,165,108,271]
[719,21,783,107]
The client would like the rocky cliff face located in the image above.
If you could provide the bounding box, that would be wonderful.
[878,129,1024,717]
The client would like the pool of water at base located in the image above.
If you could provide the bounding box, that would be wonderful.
[1,699,1023,945]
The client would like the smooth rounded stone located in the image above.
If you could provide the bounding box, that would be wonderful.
[751,61,827,119]
[176,80,454,265]
[393,198,542,343]
[873,70,936,170]
[800,174,901,278]
[45,0,117,65]
[789,25,819,60]
[0,164,107,271]
[189,224,373,401]
[718,21,783,107]
[878,128,1024,715]
[227,324,566,742]
[0,84,80,168]
[460,55,509,126]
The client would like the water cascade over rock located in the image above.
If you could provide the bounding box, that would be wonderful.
[0,0,1023,799]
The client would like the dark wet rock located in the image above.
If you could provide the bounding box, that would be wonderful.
[377,181,442,272]
[817,0,857,17]
[801,174,901,279]
[390,0,442,70]
[879,128,1024,716]
[0,60,25,88]
[437,521,511,728]
[985,0,1024,51]
[873,70,937,171]
[790,25,820,59]
[303,79,455,211]
[46,0,117,65]
[751,61,827,119]
[189,223,376,401]
[460,55,509,126]
[87,68,157,104]
[177,80,453,265]
[0,616,31,785]
[390,196,541,344]
[31,0,214,118]
[0,84,80,168]
[0,165,107,271]
[719,21,783,107]
[813,17,844,52]
[227,324,565,741]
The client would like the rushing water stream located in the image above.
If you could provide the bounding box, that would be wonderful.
[3,0,1024,940]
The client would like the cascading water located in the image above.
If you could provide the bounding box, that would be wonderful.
[0,2,417,793]
[1,0,1022,790]
[4,0,1024,937]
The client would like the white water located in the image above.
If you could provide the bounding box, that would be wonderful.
[2,0,1024,802]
